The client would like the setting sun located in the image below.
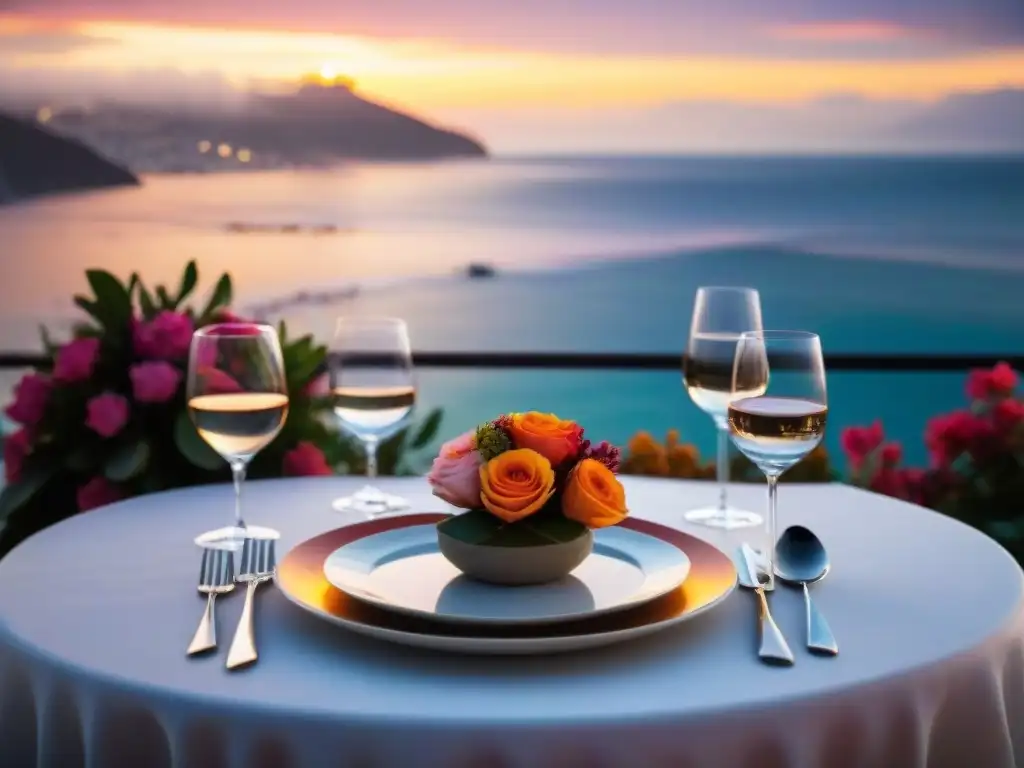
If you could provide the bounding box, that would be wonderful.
[320,63,338,81]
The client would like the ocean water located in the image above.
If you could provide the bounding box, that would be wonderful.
[1,155,1022,470]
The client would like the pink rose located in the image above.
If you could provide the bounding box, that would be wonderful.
[204,322,262,337]
[428,430,483,509]
[86,392,129,438]
[5,373,52,426]
[54,337,100,383]
[303,373,329,397]
[133,311,194,360]
[196,367,242,395]
[3,429,32,483]
[282,442,333,476]
[77,477,124,512]
[130,361,182,403]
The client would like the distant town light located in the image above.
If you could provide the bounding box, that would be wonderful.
[217,143,232,158]
[36,106,53,124]
[237,148,252,163]
[197,140,212,154]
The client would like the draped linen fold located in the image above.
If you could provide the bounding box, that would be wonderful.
[0,478,1021,768]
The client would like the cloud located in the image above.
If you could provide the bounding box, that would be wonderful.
[433,88,1024,153]
[767,22,919,43]
[4,0,1023,57]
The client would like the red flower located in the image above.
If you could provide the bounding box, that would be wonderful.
[86,392,130,438]
[992,398,1024,435]
[76,477,124,512]
[282,442,333,476]
[130,361,183,403]
[54,337,100,383]
[925,410,981,468]
[869,466,910,501]
[879,442,902,468]
[840,421,884,466]
[3,429,32,483]
[965,362,1018,402]
[133,311,194,361]
[5,373,52,427]
[581,440,621,473]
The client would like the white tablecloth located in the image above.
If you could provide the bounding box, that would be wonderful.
[0,477,1021,768]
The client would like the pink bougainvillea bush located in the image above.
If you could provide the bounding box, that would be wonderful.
[842,363,1024,562]
[1,261,441,556]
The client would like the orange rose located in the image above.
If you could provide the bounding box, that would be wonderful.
[479,449,556,523]
[508,412,583,467]
[563,458,628,528]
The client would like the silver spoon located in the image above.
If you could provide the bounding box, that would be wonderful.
[775,526,838,656]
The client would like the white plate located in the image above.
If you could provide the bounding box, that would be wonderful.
[323,524,691,626]
[276,514,737,655]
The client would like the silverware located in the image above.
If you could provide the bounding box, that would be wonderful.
[226,536,276,670]
[187,547,235,656]
[739,543,794,666]
[775,526,838,656]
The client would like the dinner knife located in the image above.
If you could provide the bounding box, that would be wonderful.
[740,544,795,666]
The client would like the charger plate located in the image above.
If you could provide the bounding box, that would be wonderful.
[277,514,737,655]
[322,521,691,627]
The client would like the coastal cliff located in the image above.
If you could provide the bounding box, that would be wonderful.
[36,82,487,173]
[0,113,139,204]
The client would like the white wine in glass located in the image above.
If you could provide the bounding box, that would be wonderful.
[330,317,416,517]
[187,323,288,549]
[682,287,765,529]
[728,330,828,590]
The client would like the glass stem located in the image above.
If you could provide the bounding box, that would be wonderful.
[231,459,247,531]
[365,438,379,482]
[765,474,779,591]
[716,427,730,513]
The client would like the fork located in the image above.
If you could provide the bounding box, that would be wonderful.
[226,536,277,670]
[187,547,235,656]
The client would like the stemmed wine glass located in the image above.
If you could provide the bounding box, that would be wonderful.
[728,331,828,590]
[682,286,765,529]
[330,317,416,517]
[187,323,288,548]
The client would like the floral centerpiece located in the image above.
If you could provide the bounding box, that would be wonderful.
[842,362,1024,562]
[1,261,442,558]
[428,412,626,584]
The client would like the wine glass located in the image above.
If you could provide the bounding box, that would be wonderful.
[187,323,288,549]
[330,317,416,517]
[728,330,828,590]
[682,286,764,529]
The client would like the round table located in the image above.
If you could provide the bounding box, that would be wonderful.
[0,478,1022,768]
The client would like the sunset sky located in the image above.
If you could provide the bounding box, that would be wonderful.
[2,0,1023,151]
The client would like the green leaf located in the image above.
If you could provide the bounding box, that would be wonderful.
[436,509,505,545]
[74,295,102,324]
[436,508,589,547]
[86,269,132,329]
[156,286,174,309]
[200,274,232,321]
[137,283,158,319]
[38,324,58,356]
[410,409,443,449]
[0,465,52,521]
[173,411,224,470]
[177,260,198,304]
[104,440,150,482]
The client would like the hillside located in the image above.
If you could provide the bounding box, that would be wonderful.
[37,83,488,172]
[0,113,139,204]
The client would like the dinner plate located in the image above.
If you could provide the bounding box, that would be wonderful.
[277,514,737,655]
[322,521,691,626]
